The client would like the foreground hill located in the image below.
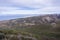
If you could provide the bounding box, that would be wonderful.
[0,14,60,40]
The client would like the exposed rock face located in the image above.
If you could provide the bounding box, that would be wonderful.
[51,23,57,28]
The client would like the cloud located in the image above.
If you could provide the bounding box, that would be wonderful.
[52,0,60,6]
[40,7,60,12]
[1,10,37,15]
[8,0,44,9]
[6,0,52,9]
[0,6,39,15]
[0,0,60,16]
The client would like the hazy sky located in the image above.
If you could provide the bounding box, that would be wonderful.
[0,0,60,15]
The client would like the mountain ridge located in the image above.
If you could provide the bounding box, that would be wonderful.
[0,14,60,28]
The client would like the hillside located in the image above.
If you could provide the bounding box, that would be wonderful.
[0,14,60,40]
[0,14,60,29]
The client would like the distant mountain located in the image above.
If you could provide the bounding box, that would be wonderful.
[0,14,39,21]
[0,14,60,29]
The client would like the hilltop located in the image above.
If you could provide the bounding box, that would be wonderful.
[0,14,60,28]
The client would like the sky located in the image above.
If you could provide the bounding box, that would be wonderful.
[0,0,60,20]
[0,0,60,15]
